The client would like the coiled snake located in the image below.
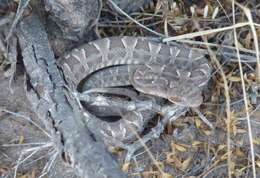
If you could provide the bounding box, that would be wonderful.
[57,36,211,146]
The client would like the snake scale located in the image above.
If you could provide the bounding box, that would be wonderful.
[57,36,211,145]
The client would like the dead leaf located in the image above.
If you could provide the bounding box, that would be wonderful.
[229,76,242,82]
[202,130,212,136]
[122,162,130,172]
[180,157,192,171]
[19,135,24,144]
[256,160,260,168]
[161,172,174,178]
[171,142,187,152]
[192,140,203,146]
[253,138,260,145]
[153,161,164,170]
[217,144,226,151]
[18,174,27,178]
[195,118,202,128]
[166,152,176,164]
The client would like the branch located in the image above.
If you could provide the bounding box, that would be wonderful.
[16,12,126,178]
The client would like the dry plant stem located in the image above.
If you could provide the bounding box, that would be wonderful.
[235,3,260,81]
[77,91,188,168]
[20,148,56,168]
[201,164,227,178]
[7,36,17,94]
[78,92,186,176]
[0,14,13,26]
[192,20,232,178]
[216,0,231,22]
[38,151,59,178]
[0,37,7,58]
[13,142,54,178]
[124,105,187,162]
[76,92,162,112]
[82,87,138,100]
[232,2,256,178]
[192,108,214,130]
[123,122,165,176]
[0,108,51,138]
[163,22,250,42]
[99,16,160,24]
[169,39,260,63]
[6,0,31,41]
[16,12,126,178]
[1,142,49,147]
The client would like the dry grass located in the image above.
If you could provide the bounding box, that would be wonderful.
[99,0,260,177]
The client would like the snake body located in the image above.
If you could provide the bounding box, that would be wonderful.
[58,36,211,144]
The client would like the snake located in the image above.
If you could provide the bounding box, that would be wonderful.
[57,36,211,145]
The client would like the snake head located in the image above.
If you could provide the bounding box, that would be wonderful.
[131,59,211,107]
[167,81,203,107]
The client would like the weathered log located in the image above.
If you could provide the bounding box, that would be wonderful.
[16,12,126,178]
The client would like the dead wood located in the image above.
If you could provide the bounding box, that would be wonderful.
[16,12,126,178]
